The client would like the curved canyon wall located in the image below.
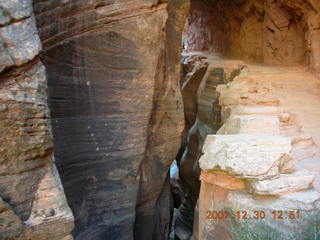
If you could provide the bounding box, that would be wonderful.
[33,0,189,240]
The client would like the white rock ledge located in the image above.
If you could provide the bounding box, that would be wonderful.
[248,169,315,195]
[227,189,320,211]
[217,115,280,135]
[199,134,292,180]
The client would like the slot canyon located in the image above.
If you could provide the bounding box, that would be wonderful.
[0,0,320,240]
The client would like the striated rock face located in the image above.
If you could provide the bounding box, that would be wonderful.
[186,0,320,73]
[31,0,189,239]
[0,0,74,239]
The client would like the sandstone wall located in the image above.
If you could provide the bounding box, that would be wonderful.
[31,0,189,239]
[0,0,74,239]
[174,54,246,239]
[186,0,320,73]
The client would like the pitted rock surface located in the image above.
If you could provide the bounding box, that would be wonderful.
[199,134,292,180]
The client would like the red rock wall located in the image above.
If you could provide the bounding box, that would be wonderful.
[187,0,320,73]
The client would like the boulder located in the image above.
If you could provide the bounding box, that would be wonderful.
[248,169,315,195]
[227,189,320,211]
[221,105,283,123]
[199,134,292,180]
[217,115,280,135]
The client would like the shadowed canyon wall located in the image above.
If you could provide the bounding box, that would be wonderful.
[32,0,189,240]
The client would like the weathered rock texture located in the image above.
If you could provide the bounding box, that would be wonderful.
[175,55,246,239]
[199,134,292,180]
[186,0,320,74]
[2,0,320,239]
[194,59,320,240]
[0,0,74,239]
[177,46,320,238]
[31,0,189,240]
[248,169,315,195]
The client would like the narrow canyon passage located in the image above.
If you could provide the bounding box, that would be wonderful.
[172,0,320,239]
[0,0,320,240]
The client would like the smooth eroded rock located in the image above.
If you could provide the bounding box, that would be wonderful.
[33,0,189,239]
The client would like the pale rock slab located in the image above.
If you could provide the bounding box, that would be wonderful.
[227,189,320,211]
[248,169,315,195]
[217,115,280,135]
[217,80,280,107]
[297,157,320,173]
[221,105,283,123]
[199,134,292,180]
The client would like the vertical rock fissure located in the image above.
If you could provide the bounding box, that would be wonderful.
[173,0,320,239]
[173,55,245,239]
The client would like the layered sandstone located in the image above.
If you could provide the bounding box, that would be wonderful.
[0,0,74,239]
[194,59,320,240]
[31,0,189,239]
